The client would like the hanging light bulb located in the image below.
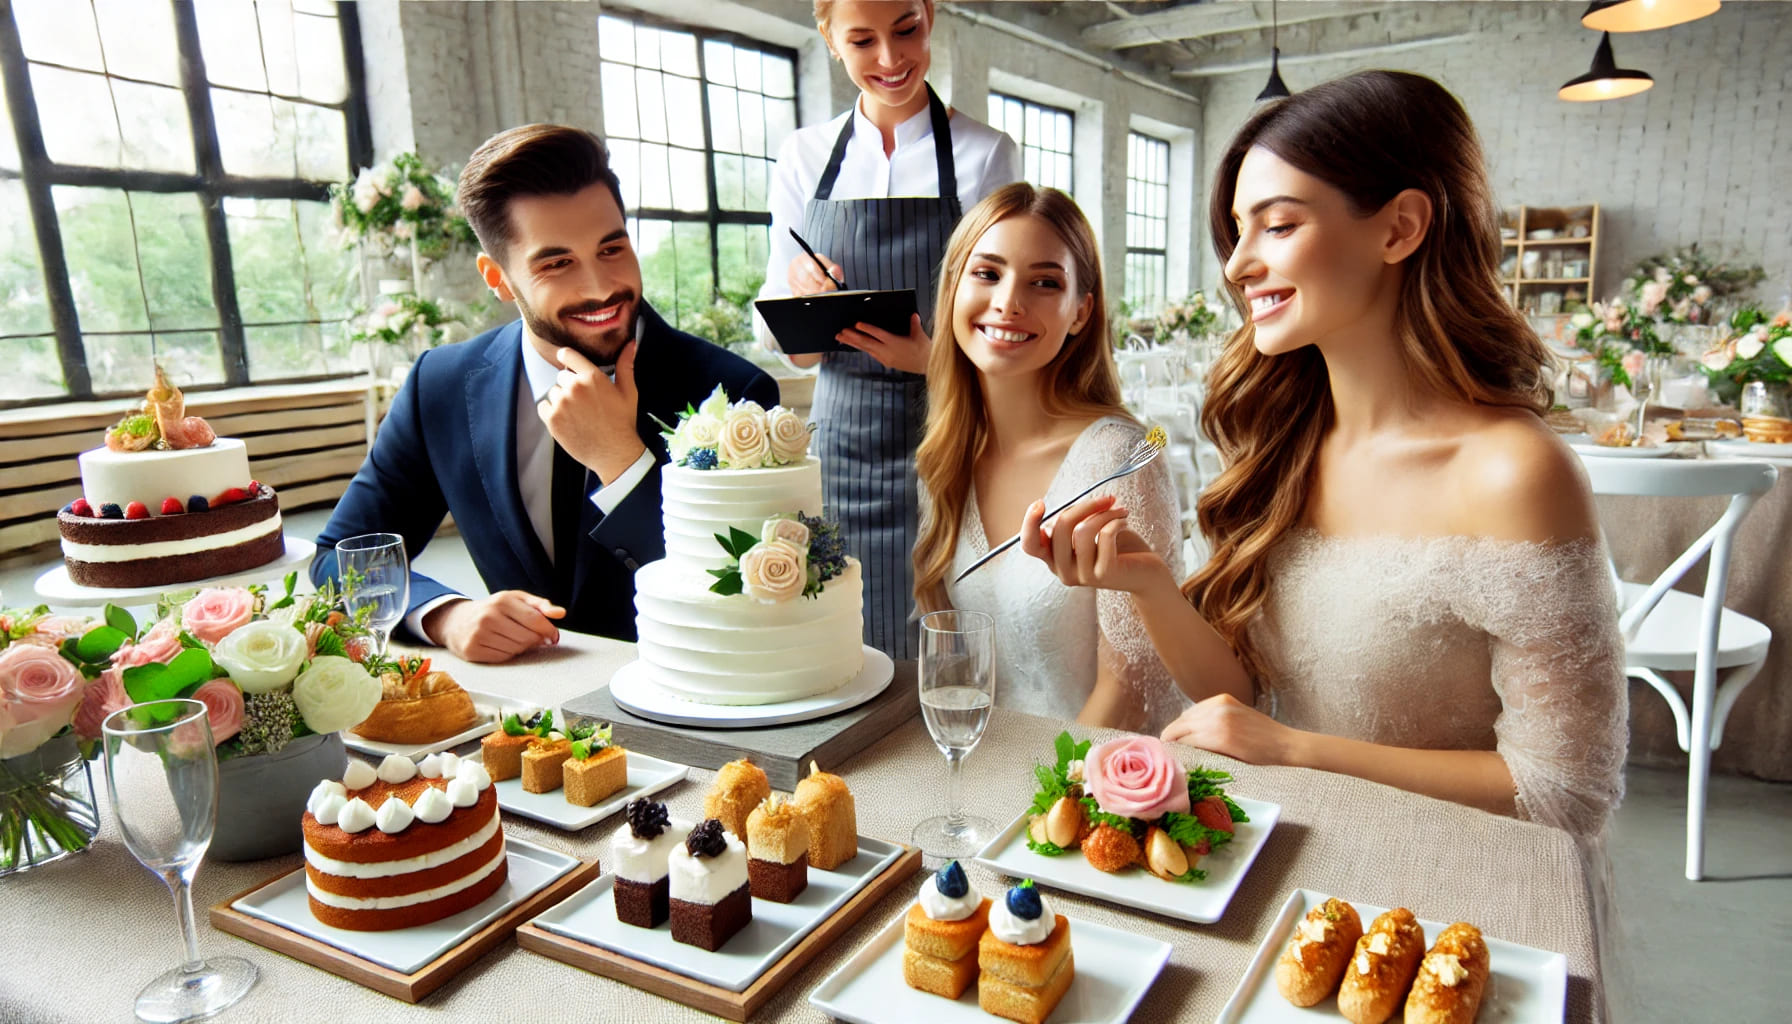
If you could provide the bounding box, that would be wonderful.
[1582,0,1720,33]
[1558,31,1654,101]
[1257,0,1291,101]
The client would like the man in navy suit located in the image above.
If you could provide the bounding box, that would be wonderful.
[312,125,776,662]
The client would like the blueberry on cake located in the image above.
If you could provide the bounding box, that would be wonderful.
[902,860,990,999]
[979,880,1074,1024]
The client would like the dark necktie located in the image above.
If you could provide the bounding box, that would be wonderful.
[550,443,585,601]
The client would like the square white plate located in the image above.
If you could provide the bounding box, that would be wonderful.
[341,688,526,760]
[808,907,1171,1024]
[530,836,904,992]
[974,796,1281,925]
[230,838,580,975]
[464,748,689,831]
[1215,888,1568,1023]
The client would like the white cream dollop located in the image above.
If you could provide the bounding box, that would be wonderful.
[417,753,445,779]
[376,796,415,833]
[336,797,376,833]
[436,752,461,779]
[376,753,418,784]
[342,760,377,791]
[455,759,491,791]
[306,780,344,817]
[919,879,980,922]
[988,893,1055,946]
[446,777,479,808]
[312,792,347,826]
[412,786,453,824]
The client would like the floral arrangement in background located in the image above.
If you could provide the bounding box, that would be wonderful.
[1569,298,1670,389]
[661,385,812,470]
[330,152,476,260]
[1698,307,1792,404]
[1620,244,1765,325]
[346,292,466,351]
[707,513,847,603]
[1152,292,1222,342]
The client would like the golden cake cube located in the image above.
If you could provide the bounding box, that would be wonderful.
[791,760,856,870]
[563,745,627,806]
[521,738,572,794]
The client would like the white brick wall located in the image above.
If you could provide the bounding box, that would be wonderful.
[1197,2,1792,306]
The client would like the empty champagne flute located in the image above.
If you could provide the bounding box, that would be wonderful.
[103,699,256,1023]
[335,532,409,657]
[911,609,997,859]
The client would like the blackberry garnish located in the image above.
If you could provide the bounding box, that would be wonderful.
[686,818,728,857]
[627,799,670,840]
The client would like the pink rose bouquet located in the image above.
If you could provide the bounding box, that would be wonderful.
[0,643,88,758]
[182,588,256,645]
[1084,736,1191,820]
[1,605,101,872]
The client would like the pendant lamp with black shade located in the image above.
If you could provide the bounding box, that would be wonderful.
[1558,31,1654,102]
[1582,0,1720,33]
[1257,0,1291,101]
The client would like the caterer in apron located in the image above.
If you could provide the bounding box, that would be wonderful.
[755,0,1019,659]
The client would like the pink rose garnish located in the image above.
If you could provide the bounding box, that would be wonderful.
[13,615,91,648]
[1083,736,1191,820]
[73,667,130,741]
[191,678,244,745]
[0,644,87,756]
[183,588,255,645]
[113,619,183,669]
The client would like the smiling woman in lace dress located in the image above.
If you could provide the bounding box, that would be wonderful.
[1021,71,1626,845]
[913,183,1185,735]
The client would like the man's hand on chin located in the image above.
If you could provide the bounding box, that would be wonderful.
[423,591,565,664]
[540,341,646,484]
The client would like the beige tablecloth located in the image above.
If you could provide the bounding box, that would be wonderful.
[0,634,1600,1022]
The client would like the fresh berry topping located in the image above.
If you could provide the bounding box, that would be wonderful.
[187,495,209,513]
[685,818,728,858]
[1006,879,1043,920]
[213,487,250,506]
[1193,794,1235,834]
[160,497,184,515]
[98,503,123,519]
[627,799,671,840]
[935,860,969,899]
[69,498,93,517]
[248,479,261,493]
[124,501,149,520]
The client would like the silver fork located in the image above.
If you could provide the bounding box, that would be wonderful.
[953,426,1169,584]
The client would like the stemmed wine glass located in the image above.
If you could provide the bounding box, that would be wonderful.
[911,609,997,859]
[102,699,257,1023]
[335,532,410,657]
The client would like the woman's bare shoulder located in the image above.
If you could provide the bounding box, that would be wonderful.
[1447,408,1598,544]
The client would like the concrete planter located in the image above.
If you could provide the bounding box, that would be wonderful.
[211,732,347,862]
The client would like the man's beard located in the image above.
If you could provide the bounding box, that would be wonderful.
[516,291,636,365]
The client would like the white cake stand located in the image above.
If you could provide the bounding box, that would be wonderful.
[608,645,896,728]
[34,537,316,607]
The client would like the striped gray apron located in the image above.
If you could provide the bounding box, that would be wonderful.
[804,85,961,661]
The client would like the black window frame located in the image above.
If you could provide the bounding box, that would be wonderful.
[0,0,372,410]
[989,91,1075,195]
[1124,130,1171,316]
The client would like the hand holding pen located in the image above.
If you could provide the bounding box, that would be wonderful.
[786,227,847,295]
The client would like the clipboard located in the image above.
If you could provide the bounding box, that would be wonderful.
[754,288,918,356]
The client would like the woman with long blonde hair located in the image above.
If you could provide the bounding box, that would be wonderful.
[1021,71,1625,842]
[915,183,1184,733]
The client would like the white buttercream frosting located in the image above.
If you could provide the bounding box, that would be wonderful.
[343,761,377,790]
[377,753,418,784]
[418,753,444,778]
[455,759,491,791]
[336,797,376,833]
[311,792,347,826]
[446,778,479,808]
[307,779,346,818]
[74,438,251,510]
[375,796,415,833]
[305,815,499,878]
[60,515,281,563]
[304,844,507,910]
[988,893,1055,946]
[667,830,748,904]
[919,880,980,922]
[611,815,694,884]
[412,787,453,825]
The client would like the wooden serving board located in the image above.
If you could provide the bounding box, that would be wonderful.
[209,857,603,1003]
[516,845,922,1021]
[564,660,918,791]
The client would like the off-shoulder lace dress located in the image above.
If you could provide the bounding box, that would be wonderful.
[947,416,1187,734]
[1249,529,1628,840]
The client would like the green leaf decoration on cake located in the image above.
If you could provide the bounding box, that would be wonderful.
[707,526,762,596]
[570,723,613,760]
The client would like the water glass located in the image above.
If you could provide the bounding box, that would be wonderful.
[103,699,256,1023]
[911,609,997,859]
[335,532,409,656]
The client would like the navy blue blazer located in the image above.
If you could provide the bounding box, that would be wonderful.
[310,303,778,641]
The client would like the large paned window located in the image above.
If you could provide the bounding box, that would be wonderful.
[1124,131,1170,315]
[597,13,797,340]
[988,93,1073,194]
[0,0,369,406]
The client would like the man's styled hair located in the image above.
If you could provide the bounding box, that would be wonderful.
[456,124,626,262]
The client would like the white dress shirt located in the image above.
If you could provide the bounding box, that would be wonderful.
[754,94,1021,344]
[406,321,654,641]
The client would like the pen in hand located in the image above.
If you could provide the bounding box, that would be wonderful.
[789,228,847,291]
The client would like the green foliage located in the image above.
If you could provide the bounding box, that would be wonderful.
[502,709,555,738]
[1079,795,1139,836]
[103,604,138,640]
[1027,731,1091,816]
[330,153,475,260]
[312,628,347,659]
[121,648,215,713]
[635,220,765,338]
[1186,767,1250,825]
[706,526,762,597]
[347,292,466,350]
[1160,810,1234,853]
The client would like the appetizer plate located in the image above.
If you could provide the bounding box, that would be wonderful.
[230,838,580,975]
[34,536,315,606]
[1215,888,1568,1023]
[463,748,689,830]
[1706,438,1792,459]
[1566,440,1674,459]
[529,836,904,992]
[974,796,1280,925]
[607,646,895,728]
[341,688,521,760]
[808,908,1171,1024]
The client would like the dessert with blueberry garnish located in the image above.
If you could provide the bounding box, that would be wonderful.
[610,799,689,929]
[745,793,809,903]
[902,860,990,1000]
[668,818,752,951]
[979,880,1074,1024]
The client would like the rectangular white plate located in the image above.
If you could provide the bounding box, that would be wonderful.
[1215,888,1568,1023]
[231,837,580,975]
[341,688,527,760]
[529,836,904,992]
[974,795,1281,925]
[464,748,689,831]
[808,908,1171,1024]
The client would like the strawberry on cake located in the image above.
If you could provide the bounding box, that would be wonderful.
[302,753,506,931]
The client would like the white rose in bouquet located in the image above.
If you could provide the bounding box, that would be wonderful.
[719,405,770,468]
[684,413,721,450]
[1736,332,1765,360]
[762,516,811,550]
[292,656,380,735]
[766,407,811,464]
[739,540,807,603]
[213,620,307,694]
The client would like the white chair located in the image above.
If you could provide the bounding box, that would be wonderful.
[1577,455,1778,880]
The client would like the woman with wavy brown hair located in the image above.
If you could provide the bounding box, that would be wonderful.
[915,182,1184,733]
[1021,71,1625,843]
